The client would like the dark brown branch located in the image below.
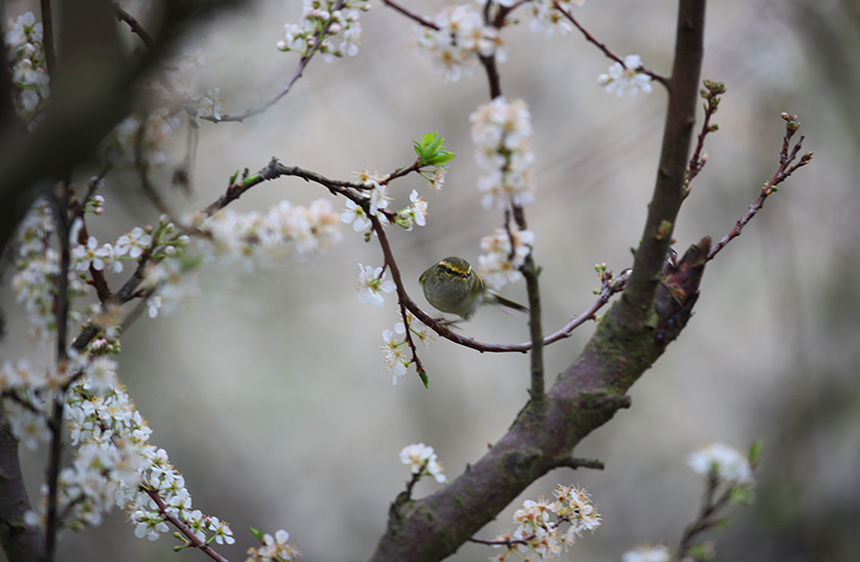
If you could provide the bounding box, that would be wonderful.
[619,0,705,331]
[115,5,155,47]
[380,0,440,29]
[479,55,503,100]
[44,187,73,562]
[0,410,45,562]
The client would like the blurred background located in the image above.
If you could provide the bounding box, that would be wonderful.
[1,0,858,560]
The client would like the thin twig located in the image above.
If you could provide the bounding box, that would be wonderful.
[115,5,183,100]
[380,0,440,29]
[511,204,545,399]
[207,1,348,123]
[142,485,232,562]
[553,2,669,87]
[685,80,725,188]
[115,5,155,47]
[708,115,813,261]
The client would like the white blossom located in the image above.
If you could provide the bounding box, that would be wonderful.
[598,54,653,97]
[400,443,446,483]
[414,4,503,83]
[356,264,396,307]
[471,98,536,210]
[687,442,753,484]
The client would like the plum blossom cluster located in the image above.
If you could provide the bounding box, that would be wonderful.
[72,223,155,276]
[520,0,586,38]
[381,314,433,385]
[490,485,601,561]
[64,374,237,546]
[471,97,536,285]
[4,11,50,120]
[341,174,429,236]
[686,442,753,485]
[277,0,369,61]
[13,197,91,340]
[138,199,341,317]
[478,227,535,289]
[132,450,235,546]
[203,199,342,265]
[246,529,301,562]
[400,443,447,484]
[471,97,536,211]
[0,359,54,451]
[8,354,161,536]
[597,54,653,97]
[394,190,429,231]
[414,4,504,82]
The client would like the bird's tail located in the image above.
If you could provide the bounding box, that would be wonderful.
[485,290,529,314]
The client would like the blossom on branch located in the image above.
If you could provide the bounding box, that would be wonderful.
[246,528,300,562]
[340,199,372,233]
[471,97,536,210]
[491,484,601,561]
[414,4,504,82]
[478,227,535,288]
[395,189,428,231]
[686,442,753,485]
[399,443,447,483]
[277,0,369,61]
[356,264,396,307]
[3,11,50,120]
[381,328,409,384]
[597,54,653,97]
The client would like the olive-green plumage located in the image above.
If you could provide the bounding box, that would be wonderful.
[419,256,528,320]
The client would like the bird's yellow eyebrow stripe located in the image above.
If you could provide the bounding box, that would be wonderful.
[438,261,470,277]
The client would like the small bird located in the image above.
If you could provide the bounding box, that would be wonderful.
[419,256,528,320]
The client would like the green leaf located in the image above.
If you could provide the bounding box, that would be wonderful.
[426,152,455,166]
[418,366,429,388]
[250,527,264,541]
[748,439,764,468]
[414,131,455,167]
